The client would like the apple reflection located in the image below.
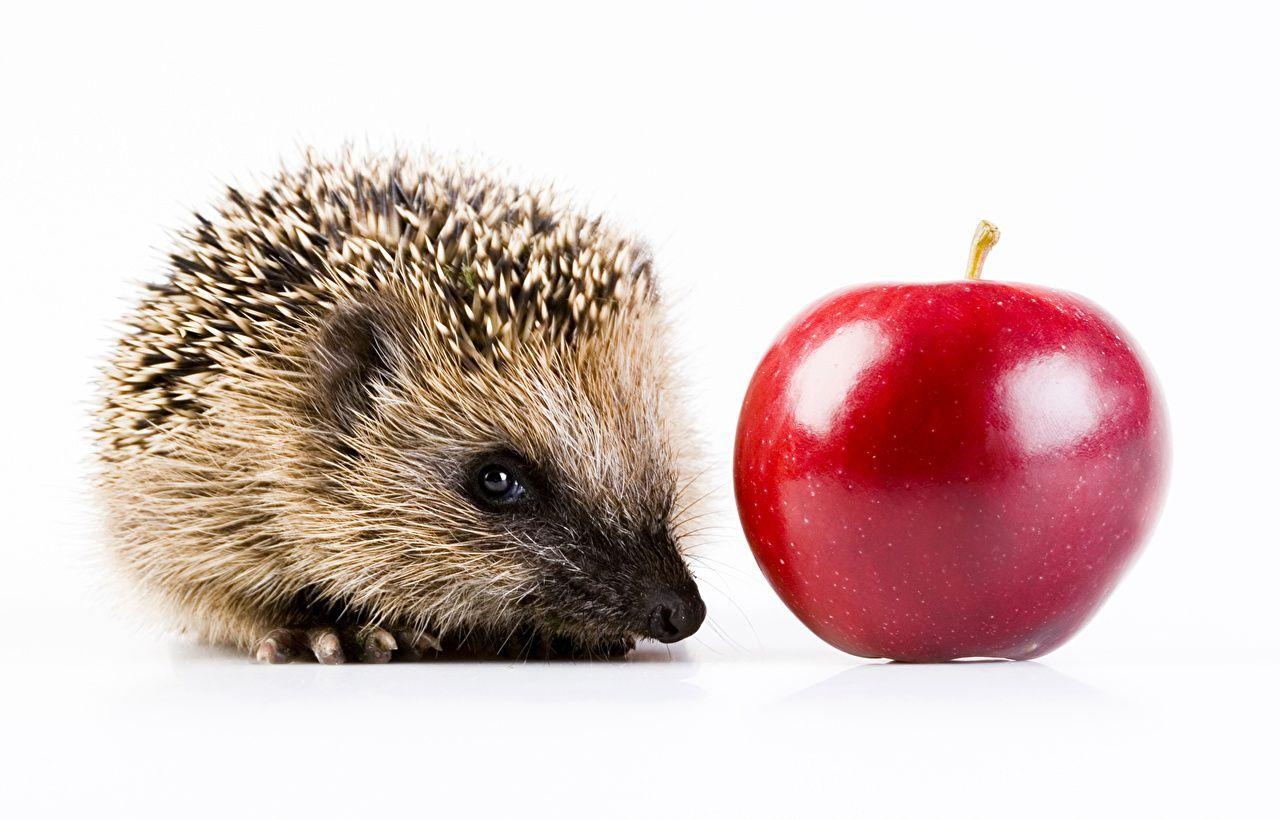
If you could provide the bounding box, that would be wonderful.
[1001,350,1116,457]
[789,320,887,437]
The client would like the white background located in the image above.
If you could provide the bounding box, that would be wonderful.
[2,1,1277,816]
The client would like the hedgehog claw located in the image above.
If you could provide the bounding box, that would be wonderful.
[307,627,346,665]
[395,630,444,660]
[254,629,301,664]
[253,625,440,663]
[356,626,397,663]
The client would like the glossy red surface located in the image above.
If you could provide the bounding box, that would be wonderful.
[735,281,1169,661]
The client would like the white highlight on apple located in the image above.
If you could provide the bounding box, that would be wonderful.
[790,321,887,436]
[1003,351,1112,456]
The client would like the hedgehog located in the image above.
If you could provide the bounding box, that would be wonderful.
[96,151,706,663]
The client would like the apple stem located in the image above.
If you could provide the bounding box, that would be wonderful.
[965,220,1001,280]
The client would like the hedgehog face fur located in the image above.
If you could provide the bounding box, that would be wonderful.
[297,281,702,655]
[96,152,705,661]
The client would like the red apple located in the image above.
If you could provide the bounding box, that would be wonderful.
[734,223,1169,661]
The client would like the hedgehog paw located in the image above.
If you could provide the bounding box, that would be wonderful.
[253,625,417,664]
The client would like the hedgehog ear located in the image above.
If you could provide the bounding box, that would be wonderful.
[308,300,401,449]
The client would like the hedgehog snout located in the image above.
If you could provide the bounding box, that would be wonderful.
[639,582,705,643]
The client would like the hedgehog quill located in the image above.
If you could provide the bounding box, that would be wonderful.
[96,152,706,663]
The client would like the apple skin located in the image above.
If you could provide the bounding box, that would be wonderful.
[734,281,1169,661]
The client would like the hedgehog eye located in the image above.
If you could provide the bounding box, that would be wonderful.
[472,461,527,506]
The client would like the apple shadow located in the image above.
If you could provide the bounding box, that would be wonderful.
[782,659,1130,713]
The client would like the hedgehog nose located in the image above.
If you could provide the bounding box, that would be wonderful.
[644,586,706,643]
